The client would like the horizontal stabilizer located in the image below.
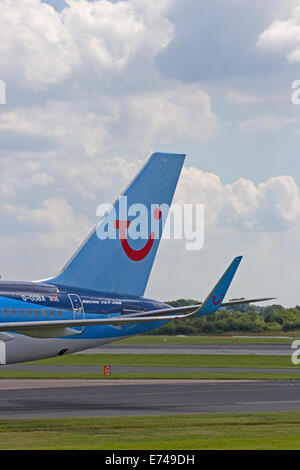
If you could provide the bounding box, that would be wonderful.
[222,297,276,307]
[0,309,200,334]
[0,256,267,338]
[0,292,275,338]
[124,297,276,318]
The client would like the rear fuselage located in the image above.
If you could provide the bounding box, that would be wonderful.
[0,281,168,364]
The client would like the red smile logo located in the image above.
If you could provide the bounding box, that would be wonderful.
[114,208,162,262]
[212,294,224,306]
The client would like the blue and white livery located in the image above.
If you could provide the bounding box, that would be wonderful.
[0,153,272,364]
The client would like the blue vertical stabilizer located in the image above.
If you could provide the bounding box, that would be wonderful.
[43,153,185,296]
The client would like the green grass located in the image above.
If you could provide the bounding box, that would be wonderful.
[28,353,298,369]
[116,335,297,345]
[0,371,300,380]
[1,412,300,449]
[0,352,298,380]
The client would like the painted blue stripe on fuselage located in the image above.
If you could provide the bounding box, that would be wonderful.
[0,296,167,340]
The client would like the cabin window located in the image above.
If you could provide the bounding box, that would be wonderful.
[27,308,32,316]
[42,309,47,317]
[19,308,24,316]
[3,308,8,316]
[34,309,39,317]
[11,308,16,316]
[58,309,62,317]
[50,309,55,317]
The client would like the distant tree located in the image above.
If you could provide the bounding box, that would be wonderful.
[148,299,298,336]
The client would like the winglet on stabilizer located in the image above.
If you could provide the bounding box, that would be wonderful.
[198,256,243,315]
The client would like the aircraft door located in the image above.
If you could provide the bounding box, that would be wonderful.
[68,294,85,333]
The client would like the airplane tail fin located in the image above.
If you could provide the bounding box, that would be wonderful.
[43,152,185,296]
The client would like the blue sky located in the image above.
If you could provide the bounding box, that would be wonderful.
[1,0,300,306]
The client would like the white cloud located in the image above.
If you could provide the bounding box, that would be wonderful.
[226,89,259,105]
[0,0,299,307]
[0,79,222,248]
[3,196,92,249]
[226,89,285,106]
[239,115,297,132]
[175,167,224,226]
[0,0,78,87]
[126,85,221,145]
[0,100,113,160]
[0,152,56,201]
[257,2,300,63]
[64,0,174,69]
[223,175,300,231]
[0,0,175,88]
[175,166,300,232]
[0,82,221,159]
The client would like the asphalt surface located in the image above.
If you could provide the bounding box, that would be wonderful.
[0,379,300,419]
[80,343,294,355]
[1,364,299,374]
[0,342,297,419]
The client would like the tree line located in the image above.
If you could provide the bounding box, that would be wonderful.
[148,299,300,335]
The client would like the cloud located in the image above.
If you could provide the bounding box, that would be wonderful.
[0,152,56,202]
[155,0,285,81]
[20,197,92,248]
[2,196,92,251]
[226,89,285,106]
[257,2,300,63]
[175,167,300,232]
[0,82,221,157]
[239,115,297,132]
[0,0,299,307]
[0,100,112,158]
[125,85,221,145]
[0,0,78,87]
[0,0,175,88]
[226,89,260,105]
[222,175,300,231]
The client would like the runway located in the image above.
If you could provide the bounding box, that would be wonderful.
[81,343,294,355]
[1,379,300,419]
[1,364,300,374]
[0,342,297,420]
